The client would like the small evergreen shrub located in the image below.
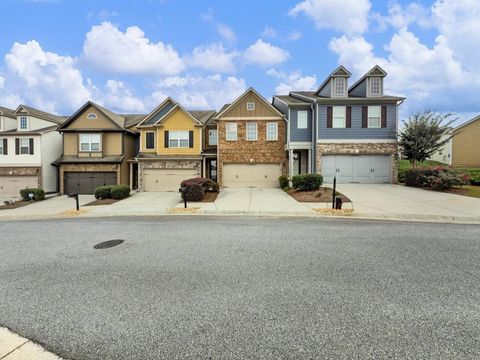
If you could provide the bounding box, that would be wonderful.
[180,177,219,201]
[278,175,289,189]
[291,174,323,191]
[20,188,45,201]
[94,185,115,199]
[110,185,131,200]
[405,167,466,191]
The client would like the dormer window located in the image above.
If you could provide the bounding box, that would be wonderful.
[368,77,382,96]
[333,77,346,96]
[87,113,97,120]
[19,116,28,130]
[247,102,255,111]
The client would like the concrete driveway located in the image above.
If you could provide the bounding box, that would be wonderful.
[337,184,480,221]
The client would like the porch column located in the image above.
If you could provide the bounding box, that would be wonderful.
[289,149,294,179]
[129,163,133,189]
[202,157,206,178]
[307,149,312,173]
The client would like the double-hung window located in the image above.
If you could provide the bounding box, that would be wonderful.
[169,131,189,148]
[332,106,346,128]
[369,77,381,96]
[146,132,155,150]
[246,122,257,141]
[80,133,101,152]
[297,111,308,129]
[368,106,381,128]
[247,102,255,111]
[0,139,4,155]
[333,77,346,96]
[20,138,30,154]
[226,123,237,141]
[208,129,217,146]
[19,116,28,130]
[266,122,278,141]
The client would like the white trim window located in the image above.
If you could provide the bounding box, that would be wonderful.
[266,122,278,141]
[80,133,101,152]
[19,116,28,130]
[246,102,255,111]
[0,138,4,155]
[145,131,155,150]
[169,131,189,148]
[0,118,3,131]
[20,138,30,154]
[297,111,308,129]
[208,129,217,146]
[369,77,382,96]
[246,122,257,141]
[368,106,381,128]
[333,77,346,96]
[332,106,346,128]
[226,123,237,141]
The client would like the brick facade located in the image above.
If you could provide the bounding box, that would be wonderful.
[0,166,42,188]
[316,142,398,184]
[59,163,121,194]
[138,159,201,191]
[217,120,287,186]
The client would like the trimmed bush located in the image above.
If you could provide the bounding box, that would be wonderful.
[180,177,219,199]
[94,185,115,199]
[20,188,45,201]
[278,175,289,189]
[110,185,131,200]
[291,174,323,191]
[182,183,205,201]
[405,167,466,191]
[470,174,480,186]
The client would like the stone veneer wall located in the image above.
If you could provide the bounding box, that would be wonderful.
[317,142,398,184]
[138,160,201,191]
[59,163,121,194]
[0,166,42,188]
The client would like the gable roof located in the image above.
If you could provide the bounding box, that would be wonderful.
[58,101,126,131]
[14,104,67,125]
[189,110,216,125]
[453,115,480,132]
[0,106,16,119]
[214,87,284,119]
[349,65,387,93]
[137,97,205,127]
[314,65,352,96]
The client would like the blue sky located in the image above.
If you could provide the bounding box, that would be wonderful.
[0,0,478,124]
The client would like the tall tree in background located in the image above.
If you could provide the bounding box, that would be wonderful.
[399,111,456,168]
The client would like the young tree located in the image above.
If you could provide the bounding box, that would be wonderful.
[399,111,456,168]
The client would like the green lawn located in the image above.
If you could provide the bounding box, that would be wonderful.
[397,159,445,183]
[461,185,480,198]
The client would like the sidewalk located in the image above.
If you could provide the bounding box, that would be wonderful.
[0,327,62,359]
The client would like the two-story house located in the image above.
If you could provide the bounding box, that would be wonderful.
[0,105,65,197]
[215,88,287,187]
[134,97,215,191]
[273,65,405,184]
[54,101,142,194]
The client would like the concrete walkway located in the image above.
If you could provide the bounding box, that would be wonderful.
[0,327,61,359]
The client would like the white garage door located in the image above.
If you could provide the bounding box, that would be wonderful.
[143,168,198,192]
[0,176,39,197]
[223,164,282,188]
[322,155,391,184]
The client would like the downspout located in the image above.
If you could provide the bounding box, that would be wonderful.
[287,108,291,179]
[311,103,316,173]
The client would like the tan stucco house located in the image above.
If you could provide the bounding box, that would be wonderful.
[451,115,480,168]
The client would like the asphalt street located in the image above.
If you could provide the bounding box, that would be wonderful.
[0,216,479,359]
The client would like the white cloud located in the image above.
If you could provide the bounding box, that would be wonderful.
[186,44,238,73]
[261,26,277,38]
[267,69,317,94]
[286,31,302,41]
[0,76,4,89]
[2,40,90,114]
[289,0,371,35]
[243,39,290,67]
[96,80,146,113]
[216,23,237,44]
[83,22,184,76]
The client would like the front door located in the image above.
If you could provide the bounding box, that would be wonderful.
[208,159,217,182]
[293,151,301,176]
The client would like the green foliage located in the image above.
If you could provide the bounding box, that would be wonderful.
[278,175,289,189]
[397,159,445,183]
[291,174,323,191]
[180,177,219,201]
[19,188,45,201]
[94,185,115,199]
[110,185,131,200]
[399,111,455,167]
[405,167,467,191]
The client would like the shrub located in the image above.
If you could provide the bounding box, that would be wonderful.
[180,177,219,199]
[94,185,115,199]
[405,167,466,191]
[470,174,480,186]
[278,175,289,189]
[291,174,323,191]
[20,188,45,201]
[110,185,131,200]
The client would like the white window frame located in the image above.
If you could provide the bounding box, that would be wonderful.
[145,131,155,150]
[79,133,101,152]
[368,106,381,128]
[0,138,4,155]
[19,116,29,131]
[246,102,255,111]
[226,123,237,141]
[368,77,382,96]
[20,138,30,155]
[297,111,308,129]
[87,113,97,120]
[0,118,3,131]
[208,129,217,146]
[266,122,278,141]
[169,131,190,148]
[332,106,346,128]
[246,122,257,141]
[333,77,346,96]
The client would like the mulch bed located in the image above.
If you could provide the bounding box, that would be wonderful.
[0,200,32,210]
[84,199,120,206]
[287,187,351,203]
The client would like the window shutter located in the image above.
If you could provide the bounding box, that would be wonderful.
[346,106,352,128]
[3,139,7,155]
[189,131,194,148]
[164,131,169,148]
[29,138,34,154]
[362,106,368,128]
[327,106,333,128]
[15,138,19,155]
[381,106,387,128]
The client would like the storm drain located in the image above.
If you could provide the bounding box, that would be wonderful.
[94,239,125,250]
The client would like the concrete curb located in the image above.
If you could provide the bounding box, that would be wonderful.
[0,327,63,359]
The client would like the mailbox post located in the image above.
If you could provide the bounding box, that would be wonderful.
[179,187,187,208]
[332,176,336,209]
[68,193,79,211]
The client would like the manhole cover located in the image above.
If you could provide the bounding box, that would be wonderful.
[94,239,124,249]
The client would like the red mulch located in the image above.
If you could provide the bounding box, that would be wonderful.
[287,187,351,203]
